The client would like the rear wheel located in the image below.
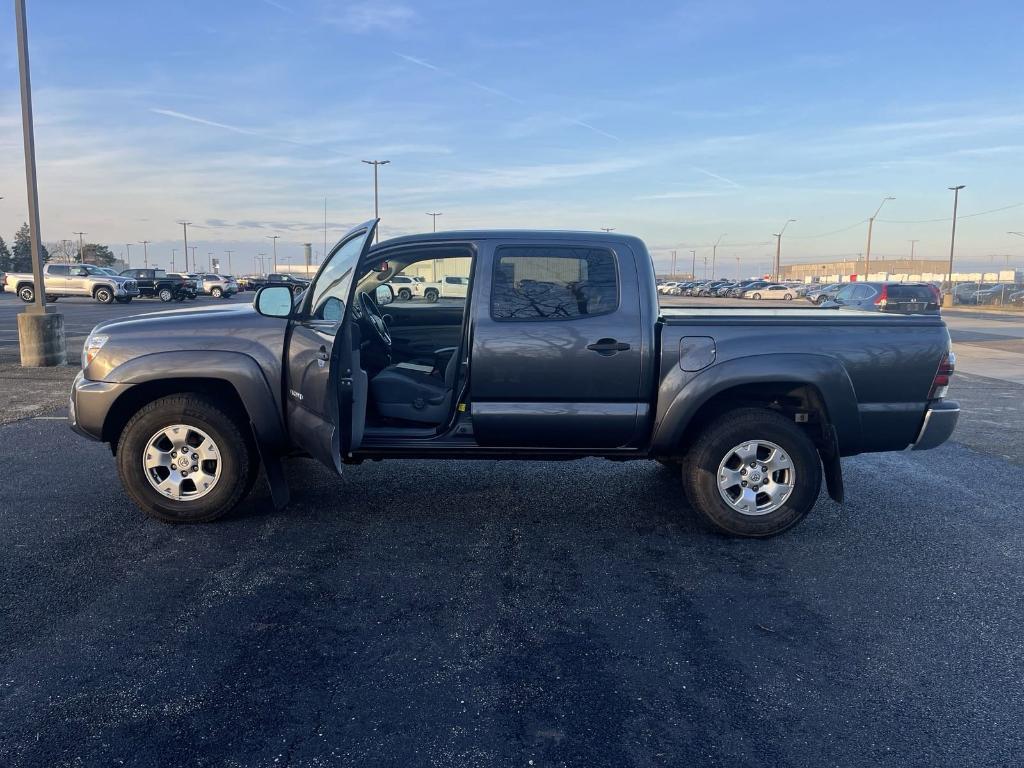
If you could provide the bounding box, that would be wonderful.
[683,408,822,537]
[425,289,439,303]
[784,293,793,300]
[158,287,174,302]
[94,286,114,304]
[211,287,223,298]
[398,288,412,301]
[117,394,258,523]
[18,285,34,302]
[752,292,762,300]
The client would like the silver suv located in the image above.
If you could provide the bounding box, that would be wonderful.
[198,273,239,299]
[3,262,139,304]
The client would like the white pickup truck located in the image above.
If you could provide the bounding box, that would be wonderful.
[3,263,140,303]
[413,275,470,303]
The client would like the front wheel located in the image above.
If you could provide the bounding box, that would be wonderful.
[425,289,439,303]
[752,293,762,300]
[158,288,174,302]
[683,407,822,537]
[398,288,412,301]
[211,287,223,298]
[116,394,258,523]
[94,287,114,304]
[784,293,793,300]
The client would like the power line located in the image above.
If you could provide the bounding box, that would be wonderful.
[877,201,1024,224]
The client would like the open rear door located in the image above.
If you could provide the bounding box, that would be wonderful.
[284,219,378,473]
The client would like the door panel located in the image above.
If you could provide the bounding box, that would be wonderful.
[285,219,377,473]
[385,305,465,363]
[470,240,646,449]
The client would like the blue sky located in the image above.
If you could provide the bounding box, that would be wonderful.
[1,0,1023,274]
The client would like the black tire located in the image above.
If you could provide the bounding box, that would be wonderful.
[682,407,822,538]
[425,289,439,303]
[116,394,258,523]
[18,285,34,302]
[175,295,187,302]
[45,295,58,302]
[398,288,412,301]
[211,287,223,298]
[752,293,762,300]
[94,286,114,304]
[158,287,174,302]
[784,293,793,301]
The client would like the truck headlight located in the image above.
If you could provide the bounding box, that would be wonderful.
[82,334,109,368]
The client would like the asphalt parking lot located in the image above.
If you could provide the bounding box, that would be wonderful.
[1,291,1023,766]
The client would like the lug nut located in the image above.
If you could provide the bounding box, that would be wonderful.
[741,481,747,487]
[741,468,747,475]
[171,451,177,458]
[181,470,189,477]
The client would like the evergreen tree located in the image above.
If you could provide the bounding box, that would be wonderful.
[0,236,11,272]
[11,223,48,272]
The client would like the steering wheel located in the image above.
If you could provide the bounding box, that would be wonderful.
[359,290,392,347]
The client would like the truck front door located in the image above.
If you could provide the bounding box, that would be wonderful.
[283,220,378,473]
[470,239,648,448]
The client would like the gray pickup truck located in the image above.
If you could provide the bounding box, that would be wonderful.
[69,220,958,537]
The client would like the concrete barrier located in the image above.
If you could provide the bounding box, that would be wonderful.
[17,311,67,367]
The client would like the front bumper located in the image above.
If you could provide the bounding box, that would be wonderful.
[911,400,960,450]
[69,370,126,442]
[116,284,141,297]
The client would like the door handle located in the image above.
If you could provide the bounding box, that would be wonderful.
[586,338,630,356]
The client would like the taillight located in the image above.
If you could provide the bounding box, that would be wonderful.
[927,284,941,304]
[929,351,955,399]
[874,284,888,307]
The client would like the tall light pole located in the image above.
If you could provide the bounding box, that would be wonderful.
[207,252,214,271]
[772,219,796,281]
[266,234,280,273]
[864,196,895,276]
[171,248,177,271]
[14,0,66,365]
[735,255,741,280]
[690,249,696,279]
[178,220,192,271]
[139,240,150,268]
[908,239,919,262]
[361,159,390,243]
[189,246,197,272]
[225,250,233,274]
[73,231,87,263]
[125,243,132,266]
[711,233,726,280]
[670,250,677,277]
[426,212,443,232]
[945,185,965,303]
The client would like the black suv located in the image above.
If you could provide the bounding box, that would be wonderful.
[120,269,197,302]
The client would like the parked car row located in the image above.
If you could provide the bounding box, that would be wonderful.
[385,274,470,302]
[1,264,243,303]
[660,279,803,300]
[950,282,1023,306]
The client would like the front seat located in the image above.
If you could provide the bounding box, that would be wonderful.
[370,347,460,425]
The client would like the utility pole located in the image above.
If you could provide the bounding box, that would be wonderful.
[139,240,150,268]
[908,239,919,262]
[171,249,177,271]
[225,250,233,274]
[703,255,708,280]
[426,212,443,232]
[690,250,696,279]
[361,159,390,243]
[945,185,965,305]
[772,219,796,281]
[14,0,66,365]
[207,252,214,272]
[178,220,192,271]
[266,235,280,273]
[864,196,895,276]
[189,246,197,272]
[711,233,726,279]
[73,231,87,263]
[735,255,740,280]
[670,250,677,277]
[126,243,132,266]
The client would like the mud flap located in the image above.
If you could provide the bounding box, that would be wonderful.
[252,425,290,510]
[819,424,844,503]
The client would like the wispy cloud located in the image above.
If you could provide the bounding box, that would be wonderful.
[326,2,418,33]
[393,51,619,141]
[260,0,294,13]
[694,167,743,189]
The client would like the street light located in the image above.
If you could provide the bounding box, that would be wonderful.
[362,159,390,243]
[864,196,895,276]
[426,212,443,232]
[944,185,965,303]
[178,220,192,271]
[266,234,280,273]
[711,233,726,279]
[690,250,696,280]
[772,219,796,281]
[225,250,234,274]
[908,239,919,262]
[73,231,87,263]
[139,240,150,268]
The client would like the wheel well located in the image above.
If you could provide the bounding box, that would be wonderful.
[674,381,832,458]
[16,281,33,292]
[102,378,250,454]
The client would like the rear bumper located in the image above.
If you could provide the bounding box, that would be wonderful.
[911,400,960,450]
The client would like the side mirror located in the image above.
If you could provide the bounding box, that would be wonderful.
[255,285,294,318]
[375,284,394,306]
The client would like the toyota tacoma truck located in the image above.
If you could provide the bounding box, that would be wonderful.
[5,263,140,303]
[69,221,959,537]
